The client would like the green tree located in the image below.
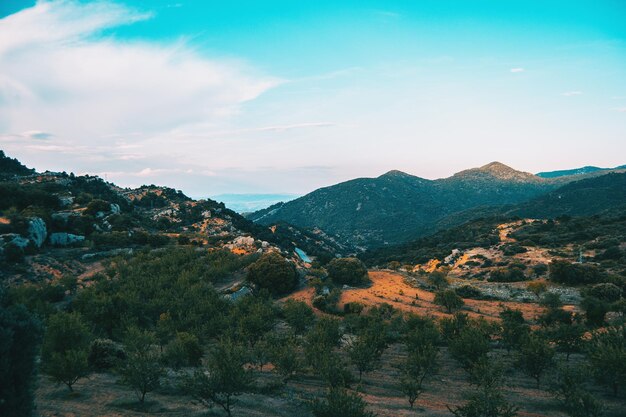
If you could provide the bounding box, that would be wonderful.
[118,328,164,404]
[41,312,91,391]
[270,334,301,383]
[516,333,554,388]
[434,289,464,314]
[282,299,315,334]
[0,304,43,417]
[499,308,528,353]
[587,326,626,396]
[247,252,298,295]
[184,339,254,417]
[449,326,491,371]
[326,257,369,286]
[448,360,518,417]
[546,323,585,361]
[229,293,277,347]
[347,333,383,382]
[550,365,604,417]
[311,388,377,417]
[163,332,203,369]
[398,343,439,408]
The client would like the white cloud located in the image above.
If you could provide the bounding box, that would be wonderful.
[510,68,525,73]
[616,107,626,113]
[562,91,583,96]
[0,0,279,140]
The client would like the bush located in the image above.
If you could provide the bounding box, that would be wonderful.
[455,285,483,299]
[434,289,464,314]
[247,252,298,295]
[163,332,203,368]
[488,267,526,282]
[326,258,369,286]
[344,302,365,315]
[311,388,376,417]
[282,299,315,334]
[88,338,126,371]
[549,260,602,285]
[587,283,621,303]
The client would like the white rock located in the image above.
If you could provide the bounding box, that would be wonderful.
[28,217,47,248]
[49,232,85,246]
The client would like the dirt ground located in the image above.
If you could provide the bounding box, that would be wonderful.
[285,270,547,322]
[35,346,626,417]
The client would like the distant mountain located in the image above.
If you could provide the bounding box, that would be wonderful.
[537,164,626,178]
[509,172,626,218]
[249,162,562,248]
[364,172,626,266]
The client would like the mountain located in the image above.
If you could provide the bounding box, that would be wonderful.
[248,162,561,248]
[537,164,626,178]
[362,172,626,266]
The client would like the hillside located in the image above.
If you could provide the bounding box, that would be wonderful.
[361,173,626,267]
[0,151,345,285]
[249,162,626,249]
[537,164,626,178]
[249,162,562,248]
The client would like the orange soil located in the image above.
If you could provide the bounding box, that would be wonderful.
[287,271,545,322]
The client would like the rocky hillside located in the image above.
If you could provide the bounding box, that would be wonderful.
[0,151,345,284]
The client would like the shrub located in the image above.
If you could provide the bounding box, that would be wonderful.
[311,388,376,417]
[455,285,483,299]
[88,338,126,371]
[549,260,602,285]
[163,332,203,368]
[247,252,298,295]
[488,267,526,282]
[326,258,369,286]
[282,299,315,334]
[587,283,621,303]
[434,289,464,314]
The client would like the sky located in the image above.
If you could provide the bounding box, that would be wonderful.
[1,0,626,198]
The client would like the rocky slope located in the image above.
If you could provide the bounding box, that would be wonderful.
[0,151,345,284]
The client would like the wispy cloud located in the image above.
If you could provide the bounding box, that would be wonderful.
[510,68,525,73]
[0,0,279,141]
[562,91,583,96]
[615,107,626,113]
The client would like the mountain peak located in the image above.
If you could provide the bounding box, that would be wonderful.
[454,162,539,182]
[380,169,412,178]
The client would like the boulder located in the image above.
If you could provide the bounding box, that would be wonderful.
[49,232,85,246]
[28,217,47,248]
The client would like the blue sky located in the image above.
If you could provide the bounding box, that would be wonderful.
[1,0,625,197]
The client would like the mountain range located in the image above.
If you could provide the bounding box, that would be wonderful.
[248,162,626,249]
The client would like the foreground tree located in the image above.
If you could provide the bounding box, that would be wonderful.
[311,388,377,417]
[550,365,605,417]
[516,333,555,388]
[282,299,315,334]
[587,326,626,396]
[118,328,164,404]
[0,304,43,417]
[448,360,518,417]
[184,339,253,417]
[398,343,439,408]
[449,325,491,371]
[41,311,91,391]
